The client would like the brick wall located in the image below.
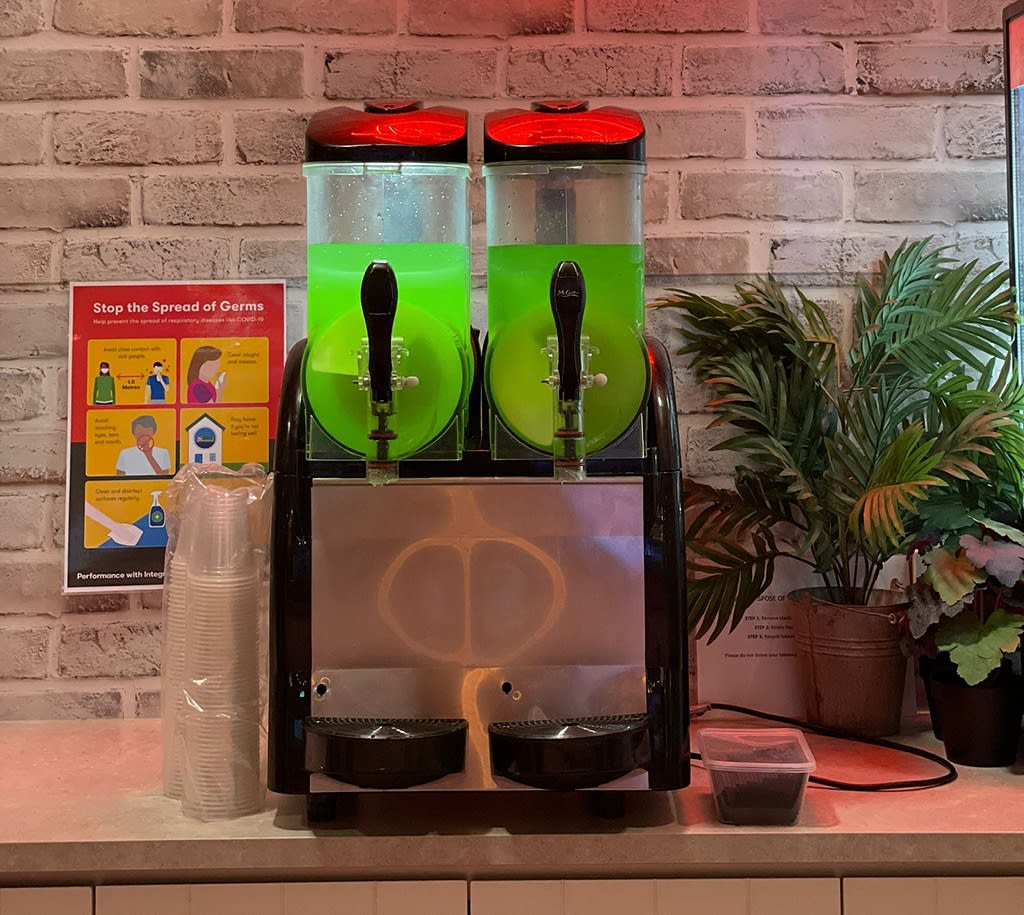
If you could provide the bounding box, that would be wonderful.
[0,0,1010,717]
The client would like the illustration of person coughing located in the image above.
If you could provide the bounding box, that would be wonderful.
[186,346,225,404]
[116,415,171,476]
[145,361,170,403]
[93,362,116,405]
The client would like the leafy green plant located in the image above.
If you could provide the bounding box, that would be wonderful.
[906,517,1024,685]
[653,239,1024,642]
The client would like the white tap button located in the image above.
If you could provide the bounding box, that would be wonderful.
[593,373,608,387]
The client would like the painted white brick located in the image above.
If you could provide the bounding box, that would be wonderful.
[237,0,395,33]
[0,555,63,614]
[0,430,66,484]
[235,110,307,165]
[587,0,747,32]
[760,0,933,34]
[684,45,845,95]
[0,239,54,285]
[641,109,747,159]
[948,0,1005,31]
[757,105,937,159]
[140,49,303,99]
[58,621,162,678]
[0,49,127,100]
[0,688,123,719]
[0,178,130,230]
[680,170,844,221]
[945,103,1006,159]
[239,238,305,278]
[509,45,673,97]
[63,237,232,281]
[646,235,750,276]
[0,627,49,678]
[768,233,936,280]
[0,493,47,550]
[143,176,304,226]
[326,48,499,99]
[0,367,46,421]
[857,43,1002,95]
[55,0,219,36]
[0,114,45,164]
[0,0,44,36]
[55,111,222,165]
[855,169,1007,224]
[411,0,572,36]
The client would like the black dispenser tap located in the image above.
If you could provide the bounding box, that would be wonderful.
[549,260,586,478]
[360,260,399,473]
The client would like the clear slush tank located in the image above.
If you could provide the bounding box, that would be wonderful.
[483,103,649,456]
[302,104,472,462]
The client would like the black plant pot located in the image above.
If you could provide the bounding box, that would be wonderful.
[918,655,946,740]
[929,661,1024,767]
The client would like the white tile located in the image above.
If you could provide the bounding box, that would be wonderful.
[0,887,92,915]
[189,883,282,915]
[935,877,1024,915]
[96,884,189,915]
[656,878,748,914]
[750,878,840,915]
[564,880,656,915]
[281,882,375,912]
[375,881,466,915]
[471,881,563,915]
[844,878,937,915]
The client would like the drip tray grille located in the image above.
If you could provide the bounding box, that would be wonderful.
[489,714,650,790]
[305,716,467,789]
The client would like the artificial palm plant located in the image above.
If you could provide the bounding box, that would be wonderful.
[655,239,1024,643]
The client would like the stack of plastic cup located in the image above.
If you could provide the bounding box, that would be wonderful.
[161,550,189,800]
[179,486,263,820]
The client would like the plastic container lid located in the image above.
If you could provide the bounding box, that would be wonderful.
[306,100,468,164]
[483,100,645,163]
[697,728,816,773]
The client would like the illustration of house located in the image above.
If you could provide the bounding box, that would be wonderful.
[185,413,224,465]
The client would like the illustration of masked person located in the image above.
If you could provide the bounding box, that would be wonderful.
[186,345,225,404]
[92,362,116,405]
[116,415,171,476]
[145,361,171,403]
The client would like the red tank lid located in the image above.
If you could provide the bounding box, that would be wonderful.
[306,100,468,164]
[484,100,645,163]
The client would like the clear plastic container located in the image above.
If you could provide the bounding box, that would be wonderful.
[483,160,649,456]
[303,161,472,461]
[697,727,816,826]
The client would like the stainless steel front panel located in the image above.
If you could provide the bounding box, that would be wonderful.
[308,478,648,791]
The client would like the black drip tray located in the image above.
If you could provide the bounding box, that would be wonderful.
[489,714,651,790]
[305,716,467,789]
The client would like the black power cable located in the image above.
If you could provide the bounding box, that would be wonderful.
[691,701,958,791]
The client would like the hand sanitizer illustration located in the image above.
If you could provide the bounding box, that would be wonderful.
[148,491,165,529]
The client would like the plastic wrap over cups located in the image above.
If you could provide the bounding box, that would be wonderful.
[160,463,271,821]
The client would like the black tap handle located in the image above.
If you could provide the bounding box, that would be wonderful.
[360,260,398,405]
[550,260,586,402]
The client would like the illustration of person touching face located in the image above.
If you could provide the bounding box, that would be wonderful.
[115,415,170,476]
[186,346,225,404]
[145,361,170,404]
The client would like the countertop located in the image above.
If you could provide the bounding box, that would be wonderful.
[2,716,1023,886]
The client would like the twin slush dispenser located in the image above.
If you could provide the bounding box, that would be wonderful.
[269,99,688,821]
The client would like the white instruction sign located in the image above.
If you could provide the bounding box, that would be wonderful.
[695,557,812,718]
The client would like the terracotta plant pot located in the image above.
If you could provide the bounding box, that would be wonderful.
[789,588,909,737]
